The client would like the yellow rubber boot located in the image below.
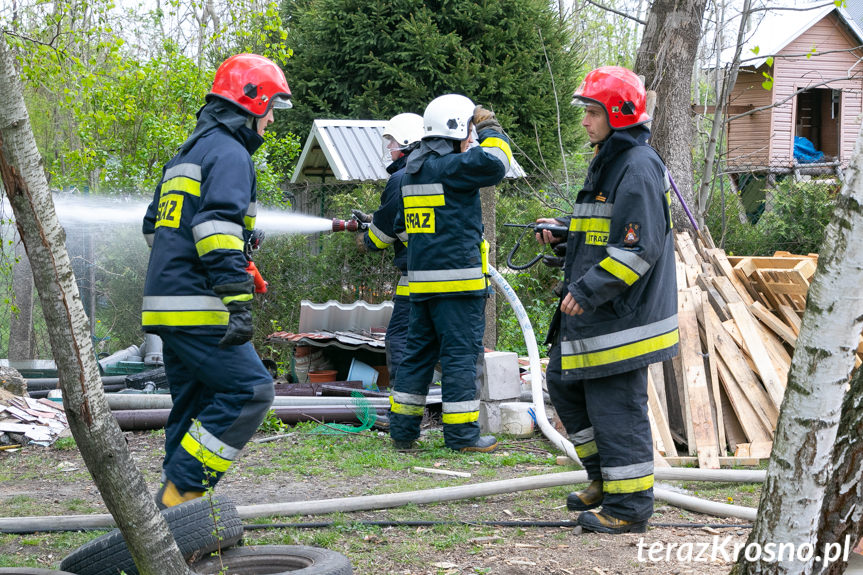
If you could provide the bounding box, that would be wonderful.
[566,479,604,511]
[155,480,204,510]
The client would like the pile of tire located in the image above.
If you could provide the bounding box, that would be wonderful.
[57,496,352,575]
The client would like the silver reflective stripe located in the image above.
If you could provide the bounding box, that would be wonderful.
[481,146,511,169]
[606,246,650,276]
[397,275,410,287]
[561,315,678,356]
[163,163,201,182]
[188,420,240,461]
[143,295,227,312]
[662,169,671,191]
[144,233,154,248]
[391,391,427,406]
[601,461,654,481]
[396,231,408,243]
[246,202,257,217]
[402,183,444,197]
[369,222,395,244]
[571,204,614,217]
[443,400,480,413]
[409,267,484,282]
[192,220,244,243]
[570,427,595,444]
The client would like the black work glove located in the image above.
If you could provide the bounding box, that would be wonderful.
[473,105,502,132]
[352,209,372,223]
[219,301,253,347]
[214,278,255,348]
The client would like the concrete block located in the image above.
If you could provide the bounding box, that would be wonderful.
[481,351,521,401]
[479,401,502,434]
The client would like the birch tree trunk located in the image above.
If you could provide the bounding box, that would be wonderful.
[634,0,706,233]
[0,36,192,575]
[813,365,863,575]
[481,185,496,348]
[733,122,863,575]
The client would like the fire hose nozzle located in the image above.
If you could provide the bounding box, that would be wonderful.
[332,218,364,232]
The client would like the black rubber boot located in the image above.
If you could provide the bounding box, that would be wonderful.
[459,435,498,453]
[566,479,604,511]
[577,510,648,534]
[392,439,416,450]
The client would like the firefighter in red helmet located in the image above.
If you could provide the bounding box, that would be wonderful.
[142,54,290,508]
[536,66,678,533]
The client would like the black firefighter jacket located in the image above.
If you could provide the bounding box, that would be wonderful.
[552,126,679,380]
[141,100,261,336]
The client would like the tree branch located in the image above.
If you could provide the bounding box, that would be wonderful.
[582,0,646,25]
[726,75,858,122]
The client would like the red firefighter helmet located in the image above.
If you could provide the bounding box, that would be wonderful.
[572,66,650,130]
[208,54,292,117]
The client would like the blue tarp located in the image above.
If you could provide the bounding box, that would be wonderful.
[794,136,824,163]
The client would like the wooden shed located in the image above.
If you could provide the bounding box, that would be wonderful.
[722,4,863,176]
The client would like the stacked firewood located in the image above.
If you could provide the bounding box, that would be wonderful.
[648,233,862,469]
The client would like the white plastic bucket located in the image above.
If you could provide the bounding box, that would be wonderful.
[499,402,535,438]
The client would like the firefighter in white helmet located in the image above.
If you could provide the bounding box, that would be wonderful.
[354,112,425,395]
[390,94,512,452]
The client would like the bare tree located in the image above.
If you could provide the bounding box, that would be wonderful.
[0,33,192,575]
[732,122,863,575]
[634,0,707,235]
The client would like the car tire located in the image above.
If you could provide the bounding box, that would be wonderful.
[190,544,353,575]
[0,570,79,574]
[59,495,243,575]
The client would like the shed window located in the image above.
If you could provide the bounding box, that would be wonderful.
[795,88,841,160]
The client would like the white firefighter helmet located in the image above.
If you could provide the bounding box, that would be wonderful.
[422,94,476,140]
[382,113,424,161]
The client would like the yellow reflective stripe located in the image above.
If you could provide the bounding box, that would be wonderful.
[395,284,410,296]
[603,474,654,494]
[409,277,487,294]
[403,194,445,208]
[368,229,389,249]
[389,395,425,416]
[442,411,479,424]
[561,329,679,370]
[195,234,245,257]
[480,137,514,165]
[221,293,253,305]
[244,216,256,230]
[480,239,489,275]
[575,440,598,458]
[162,176,201,197]
[665,191,673,229]
[142,310,230,326]
[180,433,232,473]
[599,257,639,286]
[569,218,611,233]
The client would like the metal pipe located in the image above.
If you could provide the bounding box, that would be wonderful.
[25,375,128,391]
[104,394,390,411]
[112,406,389,431]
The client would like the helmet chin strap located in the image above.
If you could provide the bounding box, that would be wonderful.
[244,116,256,130]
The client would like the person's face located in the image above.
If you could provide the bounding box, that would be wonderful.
[256,109,275,137]
[581,104,612,145]
[459,123,475,153]
[386,137,403,162]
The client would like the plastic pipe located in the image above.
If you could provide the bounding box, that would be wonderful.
[0,468,763,533]
[487,266,580,463]
[103,394,391,411]
[25,375,128,391]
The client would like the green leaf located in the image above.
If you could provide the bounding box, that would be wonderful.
[766,56,774,67]
[751,46,760,55]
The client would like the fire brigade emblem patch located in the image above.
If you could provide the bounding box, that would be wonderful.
[623,223,640,246]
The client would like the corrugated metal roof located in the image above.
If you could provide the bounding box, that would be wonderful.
[291,118,526,183]
[718,3,863,68]
[265,300,393,353]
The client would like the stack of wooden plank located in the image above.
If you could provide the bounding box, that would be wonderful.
[648,233,863,469]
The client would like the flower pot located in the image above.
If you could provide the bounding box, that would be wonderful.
[308,369,338,383]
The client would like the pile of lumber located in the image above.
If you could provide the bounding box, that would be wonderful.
[648,233,862,469]
[0,394,69,447]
